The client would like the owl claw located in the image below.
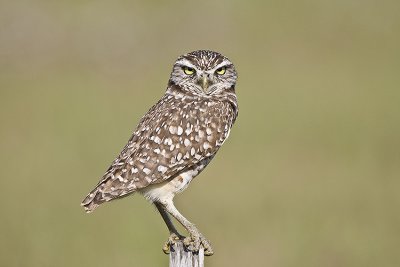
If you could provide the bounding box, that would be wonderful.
[162,233,185,254]
[183,234,214,256]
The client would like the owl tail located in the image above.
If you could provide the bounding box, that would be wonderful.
[81,188,105,213]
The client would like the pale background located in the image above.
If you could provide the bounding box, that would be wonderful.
[1,1,399,266]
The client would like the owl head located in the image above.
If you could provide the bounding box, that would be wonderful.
[169,50,237,96]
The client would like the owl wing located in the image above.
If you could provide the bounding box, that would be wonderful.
[81,96,231,212]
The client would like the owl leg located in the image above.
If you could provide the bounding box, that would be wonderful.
[155,202,185,254]
[159,199,214,256]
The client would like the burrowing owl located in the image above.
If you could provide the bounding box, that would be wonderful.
[81,50,238,256]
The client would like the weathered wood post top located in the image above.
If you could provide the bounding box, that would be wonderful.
[169,241,204,267]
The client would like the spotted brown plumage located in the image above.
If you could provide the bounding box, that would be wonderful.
[81,50,238,256]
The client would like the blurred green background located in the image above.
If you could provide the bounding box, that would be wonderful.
[1,0,399,266]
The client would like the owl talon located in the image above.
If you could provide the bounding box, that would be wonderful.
[183,234,214,256]
[162,233,185,254]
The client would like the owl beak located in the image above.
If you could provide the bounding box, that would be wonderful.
[199,76,211,93]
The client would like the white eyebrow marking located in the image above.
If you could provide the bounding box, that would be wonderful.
[212,61,231,72]
[175,59,197,69]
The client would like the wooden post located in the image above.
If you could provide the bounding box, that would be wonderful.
[169,241,204,267]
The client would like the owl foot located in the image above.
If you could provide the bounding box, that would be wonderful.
[162,233,185,254]
[183,234,214,256]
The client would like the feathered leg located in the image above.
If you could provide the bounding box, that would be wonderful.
[155,202,185,254]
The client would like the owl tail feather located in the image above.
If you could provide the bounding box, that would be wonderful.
[81,189,105,213]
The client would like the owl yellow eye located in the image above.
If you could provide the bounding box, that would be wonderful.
[216,67,226,75]
[183,67,195,75]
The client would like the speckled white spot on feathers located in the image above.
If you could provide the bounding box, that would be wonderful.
[143,168,151,175]
[177,126,183,135]
[169,126,177,134]
[154,136,161,144]
[157,165,168,173]
[203,142,212,150]
[184,139,191,146]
